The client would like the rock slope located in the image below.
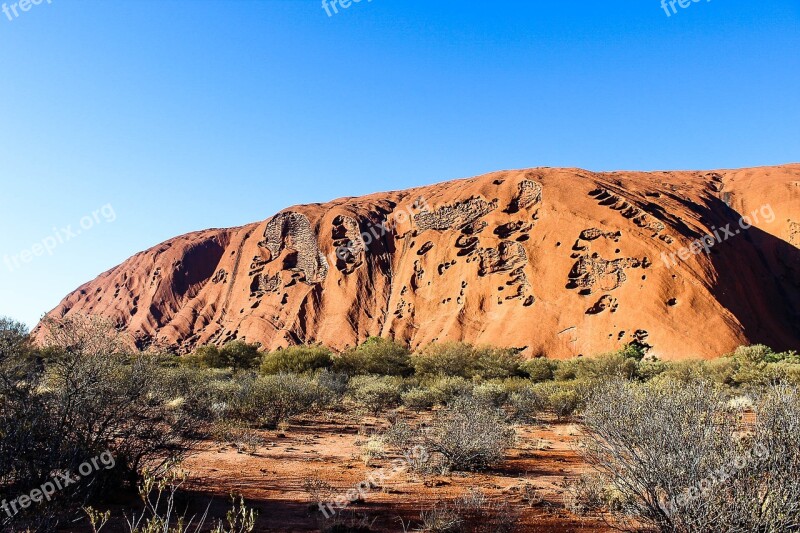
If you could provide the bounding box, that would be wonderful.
[40,165,800,359]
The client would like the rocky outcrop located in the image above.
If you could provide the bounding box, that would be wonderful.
[38,165,800,359]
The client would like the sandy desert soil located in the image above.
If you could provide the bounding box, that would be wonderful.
[168,412,611,532]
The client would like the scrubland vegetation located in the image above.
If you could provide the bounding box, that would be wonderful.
[0,314,798,532]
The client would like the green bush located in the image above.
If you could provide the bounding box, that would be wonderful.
[520,358,555,382]
[192,341,262,371]
[412,342,522,379]
[347,375,404,413]
[474,346,524,379]
[227,373,325,428]
[314,368,349,400]
[508,385,546,423]
[617,341,648,361]
[472,382,509,407]
[401,387,439,410]
[260,345,332,374]
[548,388,580,420]
[591,352,641,380]
[732,344,775,363]
[552,359,579,381]
[771,363,800,385]
[636,358,668,381]
[426,375,473,404]
[550,351,654,382]
[732,361,784,387]
[334,337,412,376]
[161,365,227,423]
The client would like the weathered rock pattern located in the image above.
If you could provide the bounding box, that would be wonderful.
[38,165,800,359]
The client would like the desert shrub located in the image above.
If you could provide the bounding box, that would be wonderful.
[227,373,325,428]
[495,376,534,394]
[212,420,266,455]
[556,352,640,382]
[420,396,515,472]
[472,382,509,407]
[526,381,587,420]
[0,318,200,533]
[550,350,649,383]
[416,489,520,533]
[160,365,226,423]
[193,341,262,371]
[586,352,640,380]
[0,316,226,529]
[659,360,709,384]
[520,357,555,382]
[0,316,33,361]
[347,375,404,413]
[731,344,775,363]
[472,346,524,379]
[334,337,412,376]
[42,352,200,482]
[383,418,415,449]
[739,383,800,530]
[771,362,800,385]
[314,368,350,401]
[507,385,546,423]
[563,474,617,517]
[39,314,128,358]
[693,357,737,386]
[580,378,800,532]
[402,387,439,410]
[776,351,800,364]
[301,476,336,507]
[548,387,580,420]
[193,345,226,369]
[730,360,776,386]
[260,345,332,375]
[413,342,476,378]
[417,504,463,533]
[552,359,579,381]
[359,435,386,466]
[581,378,736,530]
[412,342,522,379]
[426,375,473,404]
[725,344,800,366]
[636,358,669,381]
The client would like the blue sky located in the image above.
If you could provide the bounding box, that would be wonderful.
[1,0,798,328]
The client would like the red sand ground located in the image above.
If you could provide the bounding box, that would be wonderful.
[175,414,611,532]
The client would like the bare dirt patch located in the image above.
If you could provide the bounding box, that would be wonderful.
[179,412,611,532]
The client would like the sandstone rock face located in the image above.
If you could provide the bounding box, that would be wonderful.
[39,165,800,359]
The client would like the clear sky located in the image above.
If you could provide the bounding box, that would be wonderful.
[1,0,798,328]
